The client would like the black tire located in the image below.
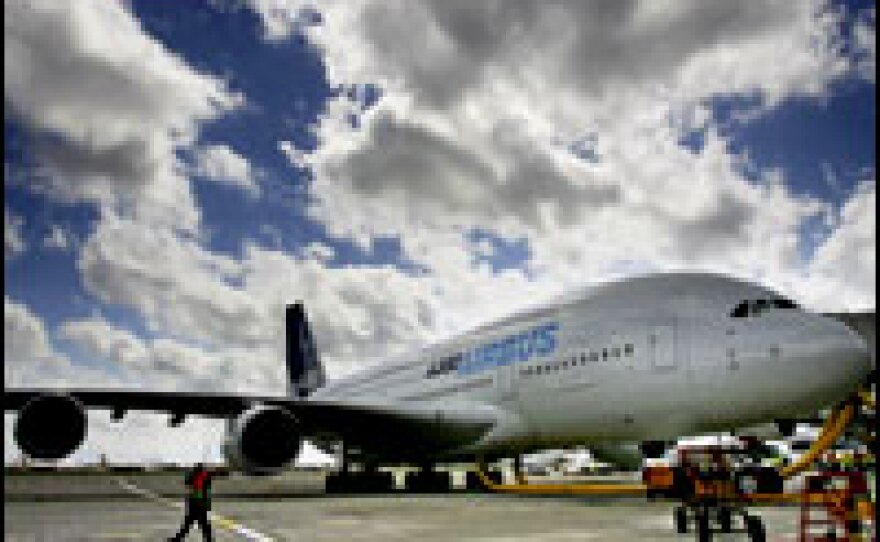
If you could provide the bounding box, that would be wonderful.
[464,471,485,492]
[365,471,394,493]
[325,472,349,494]
[406,470,451,493]
[674,506,688,534]
[745,515,765,542]
[718,507,732,533]
[697,509,711,542]
[847,518,861,534]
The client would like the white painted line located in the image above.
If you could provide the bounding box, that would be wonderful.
[113,477,275,542]
[114,477,179,508]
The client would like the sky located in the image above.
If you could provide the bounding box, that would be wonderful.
[4,0,876,465]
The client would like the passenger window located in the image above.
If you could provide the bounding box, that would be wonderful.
[602,348,608,361]
[773,298,798,309]
[611,347,621,358]
[752,299,769,315]
[730,301,749,318]
[580,353,587,364]
[624,343,634,356]
[536,366,542,375]
[590,352,599,362]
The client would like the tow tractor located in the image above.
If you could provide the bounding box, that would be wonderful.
[643,438,780,541]
[642,392,875,541]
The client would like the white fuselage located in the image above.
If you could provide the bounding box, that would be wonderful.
[311,273,872,455]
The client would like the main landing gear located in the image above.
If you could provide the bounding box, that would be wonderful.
[324,444,456,493]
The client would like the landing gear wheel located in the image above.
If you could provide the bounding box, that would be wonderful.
[744,514,765,542]
[718,507,732,533]
[674,506,688,534]
[697,508,711,542]
[406,470,451,493]
[325,471,394,493]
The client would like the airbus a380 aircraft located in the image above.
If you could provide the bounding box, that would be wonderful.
[5,272,874,484]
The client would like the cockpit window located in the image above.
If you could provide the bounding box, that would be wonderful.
[730,298,799,317]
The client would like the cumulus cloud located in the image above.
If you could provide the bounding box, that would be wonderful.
[42,224,73,251]
[852,7,876,82]
[270,0,874,312]
[5,0,241,229]
[5,297,68,384]
[804,180,876,310]
[74,209,550,381]
[243,0,319,41]
[4,209,26,259]
[58,315,272,393]
[194,144,260,197]
[3,297,123,389]
[77,215,267,350]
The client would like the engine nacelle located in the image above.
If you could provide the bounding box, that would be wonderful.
[14,394,87,460]
[223,405,302,476]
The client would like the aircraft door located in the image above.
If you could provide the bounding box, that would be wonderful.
[649,325,676,370]
[495,362,517,403]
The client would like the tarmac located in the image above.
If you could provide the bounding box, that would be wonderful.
[5,470,808,541]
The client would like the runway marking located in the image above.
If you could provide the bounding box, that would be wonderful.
[113,477,275,542]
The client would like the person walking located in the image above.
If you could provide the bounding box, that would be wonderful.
[169,463,218,541]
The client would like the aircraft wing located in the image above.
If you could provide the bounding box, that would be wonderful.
[5,304,501,464]
[4,388,498,461]
[4,388,262,417]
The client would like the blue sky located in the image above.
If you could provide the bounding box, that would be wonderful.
[4,0,875,463]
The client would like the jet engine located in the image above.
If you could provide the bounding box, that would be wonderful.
[223,405,302,475]
[14,394,87,460]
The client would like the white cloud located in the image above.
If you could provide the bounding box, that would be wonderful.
[244,0,316,41]
[4,0,241,229]
[77,215,268,349]
[3,297,122,389]
[42,224,73,251]
[5,209,26,259]
[852,7,876,82]
[4,297,69,385]
[270,0,874,312]
[194,144,260,197]
[803,180,876,310]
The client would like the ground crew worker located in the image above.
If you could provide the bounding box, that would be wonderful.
[170,463,223,541]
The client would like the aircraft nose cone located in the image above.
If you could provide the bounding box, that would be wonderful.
[820,317,872,390]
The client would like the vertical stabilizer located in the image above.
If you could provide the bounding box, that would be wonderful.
[286,303,325,398]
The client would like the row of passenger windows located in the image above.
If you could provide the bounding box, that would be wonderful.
[519,343,635,377]
[730,298,798,318]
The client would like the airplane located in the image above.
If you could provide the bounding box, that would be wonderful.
[4,272,874,491]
